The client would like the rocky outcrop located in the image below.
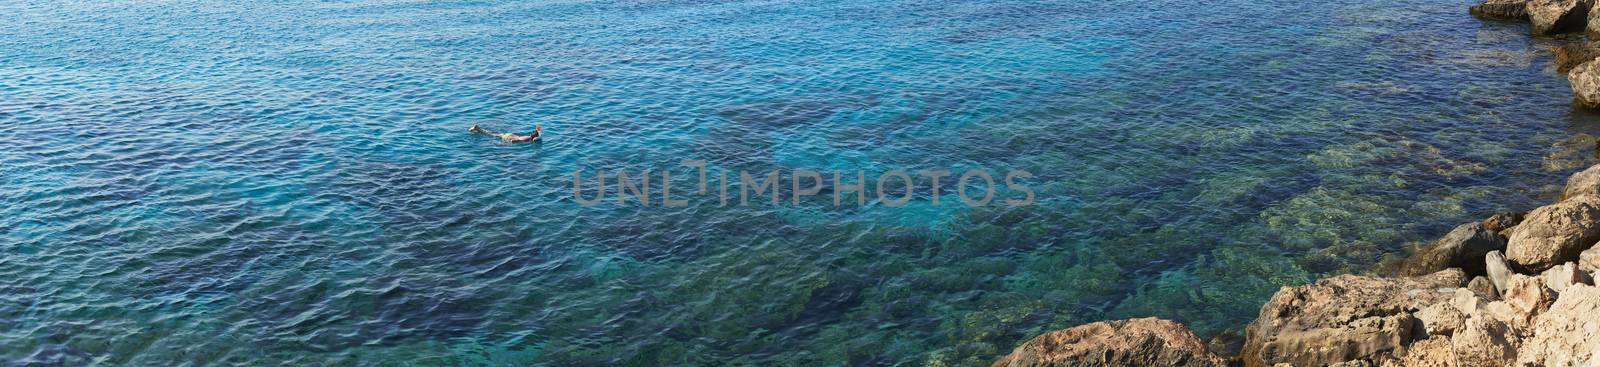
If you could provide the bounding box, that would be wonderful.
[1570,60,1600,108]
[989,318,1225,367]
[1506,194,1600,272]
[997,164,1600,367]
[1530,0,1592,35]
[1239,270,1465,366]
[1400,221,1506,277]
[1232,265,1589,367]
[1472,0,1532,20]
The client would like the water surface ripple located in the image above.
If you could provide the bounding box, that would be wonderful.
[2,0,1598,365]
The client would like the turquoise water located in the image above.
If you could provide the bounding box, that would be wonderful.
[3,0,1598,365]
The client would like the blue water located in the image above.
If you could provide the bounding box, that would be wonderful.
[3,0,1597,365]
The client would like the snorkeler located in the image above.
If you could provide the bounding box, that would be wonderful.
[469,123,541,143]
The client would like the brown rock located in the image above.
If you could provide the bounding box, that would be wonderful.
[1467,276,1500,301]
[1515,283,1600,366]
[1556,43,1600,74]
[1205,329,1244,358]
[1400,222,1506,277]
[1453,315,1518,366]
[991,318,1226,367]
[1592,0,1600,39]
[1530,0,1592,35]
[1571,60,1600,109]
[1562,163,1600,200]
[1240,270,1465,366]
[1472,0,1531,20]
[1482,300,1539,337]
[1505,194,1600,272]
[1416,302,1469,338]
[1482,211,1527,234]
[1504,274,1557,318]
[1400,336,1457,367]
[1580,247,1600,272]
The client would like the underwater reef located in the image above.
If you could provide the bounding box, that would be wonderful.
[992,3,1600,366]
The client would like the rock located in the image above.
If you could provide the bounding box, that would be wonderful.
[1204,330,1244,358]
[1563,163,1600,201]
[1487,250,1513,294]
[1592,1,1600,39]
[1529,0,1592,35]
[1581,247,1600,272]
[1504,273,1557,318]
[1540,262,1589,293]
[1571,60,1600,109]
[1416,301,1469,338]
[1453,314,1518,366]
[1515,283,1600,366]
[1399,336,1456,367]
[1468,276,1501,301]
[1452,288,1489,316]
[991,318,1225,367]
[1482,300,1539,336]
[1400,222,1506,277]
[1483,211,1527,234]
[1240,270,1464,366]
[1557,43,1600,74]
[1472,0,1531,19]
[1505,194,1600,272]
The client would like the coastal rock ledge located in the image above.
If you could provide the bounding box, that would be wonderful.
[990,318,1226,367]
[995,163,1600,367]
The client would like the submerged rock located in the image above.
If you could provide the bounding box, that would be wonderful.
[1530,0,1591,35]
[989,318,1225,367]
[1400,221,1506,277]
[1472,0,1531,19]
[1506,194,1600,272]
[1239,270,1464,366]
[1556,43,1600,73]
[1204,330,1244,359]
[1570,60,1600,108]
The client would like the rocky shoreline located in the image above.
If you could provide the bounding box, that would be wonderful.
[992,3,1600,366]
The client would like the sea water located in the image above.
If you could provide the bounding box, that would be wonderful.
[1,0,1595,365]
